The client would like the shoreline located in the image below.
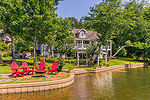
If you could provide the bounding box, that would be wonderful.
[0,63,144,94]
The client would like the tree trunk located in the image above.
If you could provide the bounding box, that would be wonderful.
[11,37,15,62]
[0,50,2,63]
[43,44,45,57]
[108,45,136,62]
[52,46,54,57]
[33,36,36,66]
[48,45,51,58]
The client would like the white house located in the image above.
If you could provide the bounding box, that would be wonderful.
[37,28,112,66]
[72,28,112,66]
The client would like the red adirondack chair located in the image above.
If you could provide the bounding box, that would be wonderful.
[36,61,46,71]
[48,61,59,75]
[9,62,25,78]
[22,62,34,75]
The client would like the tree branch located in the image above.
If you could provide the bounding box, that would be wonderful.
[108,45,136,62]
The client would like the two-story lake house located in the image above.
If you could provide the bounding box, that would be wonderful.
[37,28,112,66]
[72,28,112,66]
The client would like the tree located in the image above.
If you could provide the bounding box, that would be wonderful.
[110,0,149,61]
[83,0,122,63]
[85,44,99,67]
[42,13,59,58]
[54,0,64,6]
[15,36,32,53]
[21,0,56,65]
[0,40,9,63]
[0,0,24,61]
[54,18,74,71]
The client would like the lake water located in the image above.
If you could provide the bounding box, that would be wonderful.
[1,67,150,100]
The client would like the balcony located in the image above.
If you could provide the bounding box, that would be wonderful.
[102,46,111,50]
[74,44,89,50]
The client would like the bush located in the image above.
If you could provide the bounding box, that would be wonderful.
[3,53,12,57]
[3,54,8,57]
[79,59,86,65]
[67,57,74,60]
[46,59,55,63]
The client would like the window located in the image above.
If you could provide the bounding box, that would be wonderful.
[80,31,85,38]
[81,32,84,36]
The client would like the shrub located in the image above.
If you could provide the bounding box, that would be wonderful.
[79,59,86,65]
[3,54,8,57]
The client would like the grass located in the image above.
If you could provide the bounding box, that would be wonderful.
[0,56,143,74]
[0,66,11,74]
[107,58,142,66]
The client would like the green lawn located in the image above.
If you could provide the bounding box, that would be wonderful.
[107,58,142,66]
[0,57,143,74]
[0,66,11,74]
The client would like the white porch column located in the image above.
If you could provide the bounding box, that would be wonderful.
[74,40,76,48]
[77,53,79,66]
[110,40,112,57]
[90,41,91,45]
[82,40,84,48]
[105,54,107,65]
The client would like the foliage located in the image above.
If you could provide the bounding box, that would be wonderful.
[0,40,9,51]
[85,44,99,67]
[54,18,75,57]
[20,0,57,65]
[0,0,24,61]
[15,37,32,53]
[58,58,65,72]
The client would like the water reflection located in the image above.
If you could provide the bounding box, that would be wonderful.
[92,71,114,100]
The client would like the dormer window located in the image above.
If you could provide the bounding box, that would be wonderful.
[80,31,85,38]
[81,31,84,36]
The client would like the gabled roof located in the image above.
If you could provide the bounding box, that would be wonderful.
[72,28,98,40]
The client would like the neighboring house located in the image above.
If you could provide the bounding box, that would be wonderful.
[0,29,12,45]
[37,28,112,65]
[36,43,54,56]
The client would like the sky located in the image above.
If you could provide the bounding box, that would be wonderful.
[56,0,101,20]
[56,0,149,20]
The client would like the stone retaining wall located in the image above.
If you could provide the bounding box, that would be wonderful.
[86,63,144,73]
[0,73,75,94]
[70,63,144,75]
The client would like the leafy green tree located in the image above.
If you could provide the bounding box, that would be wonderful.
[54,18,74,71]
[21,0,56,65]
[83,0,122,63]
[0,0,24,61]
[0,40,9,63]
[15,37,32,53]
[42,13,59,58]
[111,0,149,61]
[54,0,64,5]
[85,44,99,67]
